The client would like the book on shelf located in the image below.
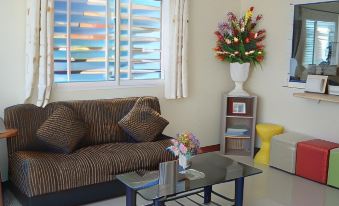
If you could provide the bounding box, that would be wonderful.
[225,135,251,139]
[226,128,248,133]
[225,130,249,137]
[225,131,249,136]
[227,139,244,150]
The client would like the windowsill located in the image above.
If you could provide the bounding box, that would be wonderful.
[53,79,164,91]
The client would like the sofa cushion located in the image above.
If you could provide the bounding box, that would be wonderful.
[36,106,87,154]
[119,98,169,142]
[9,138,174,197]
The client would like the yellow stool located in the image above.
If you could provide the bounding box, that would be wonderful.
[254,123,284,165]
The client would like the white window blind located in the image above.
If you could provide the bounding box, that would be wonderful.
[303,19,336,65]
[303,19,315,65]
[54,0,162,83]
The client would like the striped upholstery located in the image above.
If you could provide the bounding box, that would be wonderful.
[4,97,173,197]
[37,105,87,154]
[5,97,161,155]
[119,97,169,142]
[10,139,174,197]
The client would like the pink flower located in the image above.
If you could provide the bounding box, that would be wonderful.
[179,144,188,154]
[167,146,179,156]
[171,139,179,147]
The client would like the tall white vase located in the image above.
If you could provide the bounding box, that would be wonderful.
[229,62,250,97]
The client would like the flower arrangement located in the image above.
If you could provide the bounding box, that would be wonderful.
[167,132,200,159]
[214,7,266,66]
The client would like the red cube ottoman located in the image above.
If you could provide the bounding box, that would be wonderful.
[296,139,339,184]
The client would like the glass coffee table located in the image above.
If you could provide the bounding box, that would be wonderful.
[117,152,262,206]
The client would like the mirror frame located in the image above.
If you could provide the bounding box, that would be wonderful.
[286,0,339,89]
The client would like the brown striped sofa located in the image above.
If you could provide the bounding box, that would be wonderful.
[4,97,174,206]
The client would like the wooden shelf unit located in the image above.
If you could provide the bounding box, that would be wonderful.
[294,93,339,103]
[220,94,257,157]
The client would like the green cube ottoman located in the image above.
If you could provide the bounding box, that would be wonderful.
[328,148,339,188]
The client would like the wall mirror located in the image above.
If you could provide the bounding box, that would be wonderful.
[289,1,339,88]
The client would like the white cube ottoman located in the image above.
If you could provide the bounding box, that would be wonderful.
[270,132,313,174]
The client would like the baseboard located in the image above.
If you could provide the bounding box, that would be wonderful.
[200,144,220,153]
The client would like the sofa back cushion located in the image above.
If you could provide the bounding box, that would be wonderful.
[36,105,88,154]
[5,97,161,155]
[119,97,169,142]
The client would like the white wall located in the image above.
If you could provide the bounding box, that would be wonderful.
[0,0,26,182]
[0,0,239,181]
[241,0,339,144]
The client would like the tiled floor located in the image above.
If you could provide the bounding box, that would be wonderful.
[5,155,339,206]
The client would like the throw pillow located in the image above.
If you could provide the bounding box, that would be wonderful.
[37,105,87,154]
[119,99,169,142]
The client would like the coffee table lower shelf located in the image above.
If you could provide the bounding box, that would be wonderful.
[124,177,244,206]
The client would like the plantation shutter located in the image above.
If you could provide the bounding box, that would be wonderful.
[54,0,115,82]
[120,0,162,80]
[303,20,336,66]
[53,0,161,83]
[303,19,315,65]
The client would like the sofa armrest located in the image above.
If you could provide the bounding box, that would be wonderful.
[4,104,48,155]
[0,129,18,139]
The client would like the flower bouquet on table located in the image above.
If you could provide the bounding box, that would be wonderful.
[167,132,200,170]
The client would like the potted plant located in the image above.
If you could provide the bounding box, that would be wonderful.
[214,7,266,96]
[167,132,200,170]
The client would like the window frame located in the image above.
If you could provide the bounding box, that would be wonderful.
[303,19,336,66]
[53,0,164,89]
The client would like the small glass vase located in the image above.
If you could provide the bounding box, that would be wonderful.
[178,154,192,170]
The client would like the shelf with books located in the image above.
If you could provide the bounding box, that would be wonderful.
[220,94,257,157]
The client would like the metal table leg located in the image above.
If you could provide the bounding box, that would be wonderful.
[203,185,212,204]
[235,177,244,206]
[126,186,137,206]
[153,199,165,206]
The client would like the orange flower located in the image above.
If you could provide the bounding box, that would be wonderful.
[213,47,221,51]
[217,55,225,61]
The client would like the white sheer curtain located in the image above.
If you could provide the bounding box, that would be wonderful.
[25,0,54,107]
[162,0,189,100]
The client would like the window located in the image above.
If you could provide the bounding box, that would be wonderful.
[303,20,336,65]
[53,0,162,84]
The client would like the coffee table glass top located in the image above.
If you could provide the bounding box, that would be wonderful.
[117,152,262,201]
